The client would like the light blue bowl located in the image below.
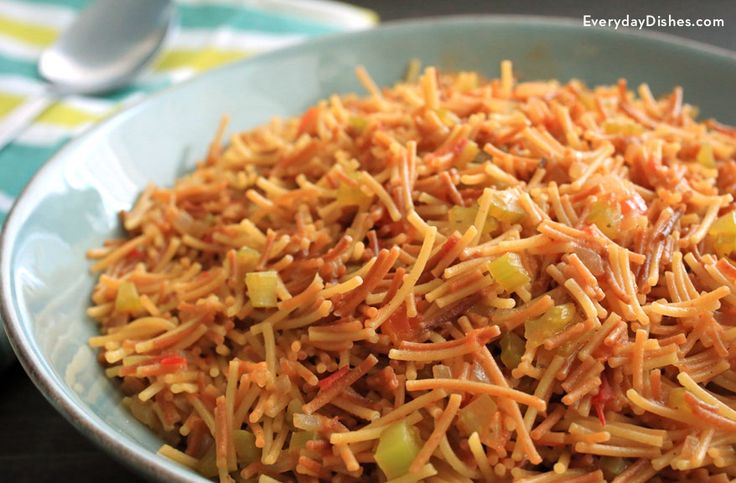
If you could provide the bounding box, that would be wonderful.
[2,16,735,482]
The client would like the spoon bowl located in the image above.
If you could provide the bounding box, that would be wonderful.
[39,0,174,95]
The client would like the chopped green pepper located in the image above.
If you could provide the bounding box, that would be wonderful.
[600,456,628,479]
[349,115,368,133]
[336,173,372,209]
[289,431,318,451]
[115,281,144,314]
[525,303,576,348]
[234,430,261,465]
[586,200,622,239]
[246,271,279,308]
[375,420,423,479]
[237,246,260,271]
[500,331,525,369]
[696,143,715,168]
[457,140,480,167]
[708,212,736,257]
[488,253,530,291]
[488,190,526,223]
[448,204,499,236]
[457,394,496,435]
[449,205,478,233]
[196,446,218,478]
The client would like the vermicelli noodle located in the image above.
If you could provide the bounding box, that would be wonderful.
[87,61,736,482]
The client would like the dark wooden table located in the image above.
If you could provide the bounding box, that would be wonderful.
[1,1,733,482]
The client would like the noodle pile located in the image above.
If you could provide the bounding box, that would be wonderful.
[87,61,736,482]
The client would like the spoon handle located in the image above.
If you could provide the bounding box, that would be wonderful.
[0,95,55,152]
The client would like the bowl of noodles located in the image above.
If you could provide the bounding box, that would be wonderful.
[3,15,736,483]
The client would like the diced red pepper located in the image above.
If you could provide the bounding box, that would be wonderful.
[592,375,613,426]
[298,107,320,136]
[381,306,423,343]
[160,355,187,367]
[318,366,349,391]
[126,247,145,260]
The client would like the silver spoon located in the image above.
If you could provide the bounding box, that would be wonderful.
[0,0,174,151]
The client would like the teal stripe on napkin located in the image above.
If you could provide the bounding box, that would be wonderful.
[177,4,343,34]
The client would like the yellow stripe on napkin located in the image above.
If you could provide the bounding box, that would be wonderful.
[35,103,103,127]
[0,15,58,47]
[153,48,250,72]
[0,92,25,117]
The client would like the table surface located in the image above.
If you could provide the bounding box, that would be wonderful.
[2,1,733,482]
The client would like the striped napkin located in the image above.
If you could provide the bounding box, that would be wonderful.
[0,0,376,224]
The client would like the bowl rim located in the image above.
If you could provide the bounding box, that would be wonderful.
[1,13,734,482]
